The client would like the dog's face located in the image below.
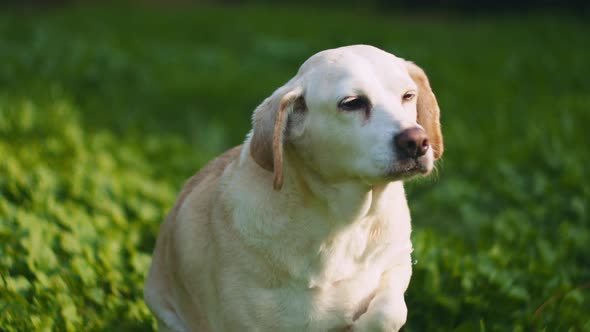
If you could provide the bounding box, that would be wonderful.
[250,45,443,189]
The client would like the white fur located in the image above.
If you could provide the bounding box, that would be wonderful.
[144,45,441,331]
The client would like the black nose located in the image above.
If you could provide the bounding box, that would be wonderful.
[394,127,430,159]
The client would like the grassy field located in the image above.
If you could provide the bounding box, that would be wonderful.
[1,4,589,331]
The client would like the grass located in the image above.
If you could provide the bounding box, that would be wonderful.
[1,4,589,331]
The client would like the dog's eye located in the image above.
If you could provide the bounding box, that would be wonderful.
[339,96,370,112]
[402,92,416,102]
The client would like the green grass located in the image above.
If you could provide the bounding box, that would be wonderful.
[1,4,589,331]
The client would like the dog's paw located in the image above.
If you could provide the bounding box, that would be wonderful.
[351,300,407,332]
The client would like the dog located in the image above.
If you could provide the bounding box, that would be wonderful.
[144,44,443,332]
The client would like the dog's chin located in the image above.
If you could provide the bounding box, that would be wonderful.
[386,157,433,181]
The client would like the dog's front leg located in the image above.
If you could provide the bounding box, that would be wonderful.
[352,263,412,332]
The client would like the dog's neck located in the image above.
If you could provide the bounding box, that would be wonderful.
[238,141,401,226]
[281,145,392,224]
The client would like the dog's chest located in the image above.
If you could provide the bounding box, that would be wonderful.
[223,177,413,330]
[235,254,386,331]
[305,217,390,287]
[238,234,408,331]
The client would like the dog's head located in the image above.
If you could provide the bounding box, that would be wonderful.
[250,45,443,190]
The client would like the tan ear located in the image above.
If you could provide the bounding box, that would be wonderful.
[250,84,303,190]
[405,61,444,159]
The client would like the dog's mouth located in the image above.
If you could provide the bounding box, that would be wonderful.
[387,157,432,180]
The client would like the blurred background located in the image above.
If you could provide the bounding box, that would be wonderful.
[1,0,588,331]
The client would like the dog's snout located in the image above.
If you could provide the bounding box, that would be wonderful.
[394,127,430,159]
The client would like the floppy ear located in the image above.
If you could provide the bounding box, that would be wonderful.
[405,61,444,159]
[250,83,304,190]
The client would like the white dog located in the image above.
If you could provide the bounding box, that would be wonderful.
[144,45,443,332]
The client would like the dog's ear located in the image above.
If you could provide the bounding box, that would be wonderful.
[250,82,304,190]
[405,61,444,160]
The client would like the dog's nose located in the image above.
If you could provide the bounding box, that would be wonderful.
[394,127,430,158]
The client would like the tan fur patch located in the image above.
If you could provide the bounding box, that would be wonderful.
[405,61,444,159]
